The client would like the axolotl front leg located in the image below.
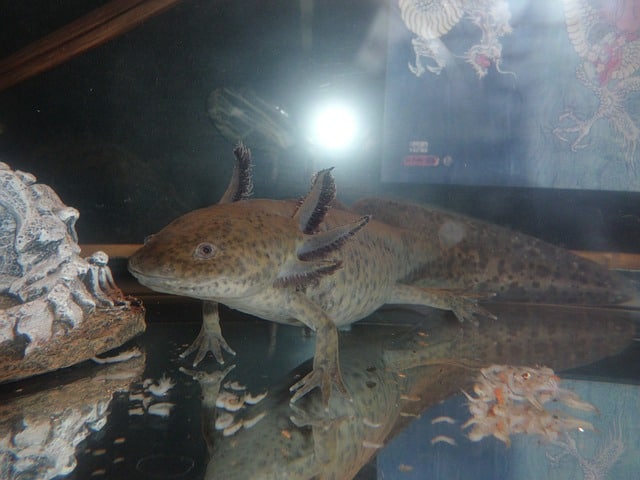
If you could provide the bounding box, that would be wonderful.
[284,291,349,406]
[181,293,346,406]
[181,300,236,365]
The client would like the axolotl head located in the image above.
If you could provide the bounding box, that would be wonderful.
[128,200,300,300]
[128,169,370,302]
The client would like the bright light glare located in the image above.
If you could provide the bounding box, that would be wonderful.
[310,104,359,152]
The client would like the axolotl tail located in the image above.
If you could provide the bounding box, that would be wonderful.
[351,198,638,307]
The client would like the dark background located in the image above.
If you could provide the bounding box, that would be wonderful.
[0,0,639,252]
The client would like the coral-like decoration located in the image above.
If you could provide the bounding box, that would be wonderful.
[462,365,596,446]
[0,162,145,383]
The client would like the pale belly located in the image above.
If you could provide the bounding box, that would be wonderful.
[221,267,396,329]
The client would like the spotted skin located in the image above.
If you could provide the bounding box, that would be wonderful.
[351,198,637,306]
[128,180,637,406]
[128,195,492,405]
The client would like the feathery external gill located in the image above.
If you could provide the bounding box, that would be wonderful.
[294,167,336,234]
[219,142,254,203]
[272,259,343,288]
[298,215,371,261]
[232,142,254,201]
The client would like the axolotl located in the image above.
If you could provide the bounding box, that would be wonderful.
[128,145,637,405]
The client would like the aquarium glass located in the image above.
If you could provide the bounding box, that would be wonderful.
[0,1,639,480]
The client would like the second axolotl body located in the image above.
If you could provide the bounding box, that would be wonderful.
[128,145,636,404]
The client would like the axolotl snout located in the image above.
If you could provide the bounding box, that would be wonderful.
[128,166,490,405]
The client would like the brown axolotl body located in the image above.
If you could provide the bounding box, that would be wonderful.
[128,145,637,404]
[129,169,491,403]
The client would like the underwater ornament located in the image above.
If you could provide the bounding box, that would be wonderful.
[0,162,145,383]
[462,364,596,446]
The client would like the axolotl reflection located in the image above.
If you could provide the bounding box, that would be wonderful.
[184,305,634,480]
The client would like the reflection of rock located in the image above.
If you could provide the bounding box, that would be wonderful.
[0,352,145,480]
[0,162,145,383]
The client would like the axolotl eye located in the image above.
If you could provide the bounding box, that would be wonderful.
[194,242,216,259]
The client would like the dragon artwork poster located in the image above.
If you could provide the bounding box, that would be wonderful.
[383,0,640,191]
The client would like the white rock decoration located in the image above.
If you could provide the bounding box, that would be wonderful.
[0,162,145,383]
